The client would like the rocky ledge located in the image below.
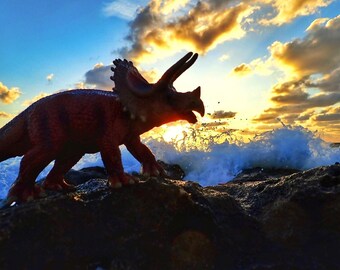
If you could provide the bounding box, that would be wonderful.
[0,164,339,269]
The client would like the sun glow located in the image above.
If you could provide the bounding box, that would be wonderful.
[162,124,190,142]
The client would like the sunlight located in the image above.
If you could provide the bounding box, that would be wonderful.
[162,124,189,142]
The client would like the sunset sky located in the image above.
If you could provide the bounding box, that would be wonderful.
[1,0,339,142]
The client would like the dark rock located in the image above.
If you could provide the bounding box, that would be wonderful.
[230,167,300,183]
[157,160,185,180]
[0,164,339,269]
[66,166,108,186]
[39,160,185,187]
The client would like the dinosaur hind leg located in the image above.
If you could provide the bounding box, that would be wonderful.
[6,146,56,203]
[42,153,83,191]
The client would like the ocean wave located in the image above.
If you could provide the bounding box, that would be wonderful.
[1,125,339,199]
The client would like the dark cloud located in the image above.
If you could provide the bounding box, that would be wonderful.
[209,110,237,119]
[84,65,113,90]
[202,121,228,127]
[309,68,340,92]
[270,89,308,104]
[313,113,340,122]
[232,63,252,76]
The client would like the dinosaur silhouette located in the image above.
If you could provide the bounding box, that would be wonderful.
[0,52,204,203]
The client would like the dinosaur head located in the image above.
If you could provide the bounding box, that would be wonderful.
[111,52,204,125]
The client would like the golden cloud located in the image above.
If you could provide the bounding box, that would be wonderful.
[0,82,21,104]
[250,15,340,140]
[0,111,13,118]
[22,93,50,107]
[119,1,255,63]
[260,0,331,26]
[232,63,252,76]
[269,15,340,76]
[115,0,333,64]
[309,67,340,92]
[154,0,190,15]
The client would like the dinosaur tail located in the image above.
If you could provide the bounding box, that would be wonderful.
[0,112,29,162]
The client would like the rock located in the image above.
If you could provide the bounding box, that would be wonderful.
[230,167,300,183]
[0,164,339,269]
[157,160,185,180]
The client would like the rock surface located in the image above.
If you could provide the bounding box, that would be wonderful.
[0,164,339,269]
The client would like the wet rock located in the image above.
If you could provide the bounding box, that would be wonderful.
[157,160,185,180]
[230,167,300,183]
[0,164,339,269]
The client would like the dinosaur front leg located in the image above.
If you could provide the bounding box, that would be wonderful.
[42,153,83,191]
[125,136,166,177]
[100,143,136,188]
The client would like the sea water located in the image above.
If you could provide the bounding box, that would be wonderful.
[0,125,339,199]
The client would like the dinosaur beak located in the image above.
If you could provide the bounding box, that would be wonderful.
[193,99,205,117]
[183,87,205,124]
[192,86,205,117]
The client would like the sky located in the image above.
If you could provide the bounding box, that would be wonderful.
[0,0,339,142]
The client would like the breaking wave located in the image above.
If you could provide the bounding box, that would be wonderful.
[1,125,339,199]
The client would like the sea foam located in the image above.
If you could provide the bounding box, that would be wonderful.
[0,126,339,199]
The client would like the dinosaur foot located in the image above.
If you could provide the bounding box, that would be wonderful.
[142,161,167,177]
[6,182,46,204]
[108,173,139,189]
[42,179,76,191]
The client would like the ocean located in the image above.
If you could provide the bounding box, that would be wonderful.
[0,125,339,199]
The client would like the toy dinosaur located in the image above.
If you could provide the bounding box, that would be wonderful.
[0,52,204,203]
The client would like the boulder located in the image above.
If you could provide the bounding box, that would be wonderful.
[0,164,339,269]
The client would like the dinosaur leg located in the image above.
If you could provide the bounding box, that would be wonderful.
[100,144,137,188]
[42,153,83,191]
[125,136,166,177]
[6,146,56,203]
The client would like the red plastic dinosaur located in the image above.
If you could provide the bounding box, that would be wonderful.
[0,52,204,203]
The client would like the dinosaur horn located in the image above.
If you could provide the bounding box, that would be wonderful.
[157,52,194,86]
[170,53,198,84]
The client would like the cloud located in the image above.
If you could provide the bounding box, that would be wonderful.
[312,112,340,122]
[309,67,340,92]
[102,0,143,20]
[219,54,230,62]
[230,57,276,77]
[209,110,237,119]
[269,15,340,76]
[250,15,340,138]
[114,0,333,63]
[202,121,229,128]
[82,60,160,91]
[253,90,340,123]
[259,0,331,26]
[22,93,50,107]
[232,63,252,76]
[75,82,91,89]
[0,82,21,104]
[118,0,255,63]
[0,111,12,118]
[84,64,113,90]
[46,73,54,82]
[270,89,309,104]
